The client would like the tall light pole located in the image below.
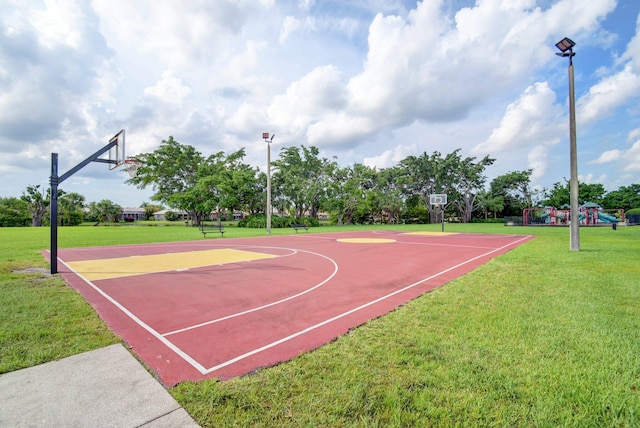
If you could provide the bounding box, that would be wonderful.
[556,37,580,251]
[263,132,274,234]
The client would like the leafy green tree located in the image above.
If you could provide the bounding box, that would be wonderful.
[140,202,164,220]
[0,197,31,227]
[543,181,606,207]
[127,137,208,225]
[201,148,261,222]
[445,150,495,223]
[397,151,454,224]
[86,200,122,224]
[377,167,404,224]
[477,190,504,219]
[542,182,570,207]
[579,183,606,205]
[602,184,640,211]
[489,170,533,216]
[21,185,49,226]
[325,163,378,225]
[58,191,85,226]
[272,145,333,219]
[128,137,260,226]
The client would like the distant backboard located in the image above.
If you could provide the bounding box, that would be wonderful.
[430,194,447,206]
[108,129,125,170]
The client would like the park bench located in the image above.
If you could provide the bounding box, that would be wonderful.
[292,223,308,233]
[199,224,224,238]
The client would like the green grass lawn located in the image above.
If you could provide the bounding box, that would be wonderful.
[1,223,639,426]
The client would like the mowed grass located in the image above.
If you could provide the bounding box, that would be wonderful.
[1,223,639,426]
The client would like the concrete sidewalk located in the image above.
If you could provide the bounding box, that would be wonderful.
[0,344,200,427]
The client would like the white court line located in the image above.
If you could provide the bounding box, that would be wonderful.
[58,257,209,374]
[201,234,533,374]
[56,234,532,377]
[163,248,339,336]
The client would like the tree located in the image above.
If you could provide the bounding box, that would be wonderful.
[127,137,208,225]
[446,150,495,223]
[197,148,260,223]
[543,181,607,207]
[0,197,31,227]
[602,184,640,211]
[86,200,122,224]
[216,149,261,219]
[58,191,85,226]
[272,145,333,219]
[128,137,262,226]
[140,202,164,220]
[21,185,49,226]
[325,163,378,225]
[377,167,404,224]
[489,170,533,216]
[397,151,453,224]
[477,190,504,219]
[542,182,570,208]
[579,183,606,205]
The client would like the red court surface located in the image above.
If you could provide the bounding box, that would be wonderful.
[50,230,533,386]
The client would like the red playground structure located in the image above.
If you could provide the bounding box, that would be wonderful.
[523,203,625,226]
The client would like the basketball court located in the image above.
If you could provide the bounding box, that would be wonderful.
[48,230,533,386]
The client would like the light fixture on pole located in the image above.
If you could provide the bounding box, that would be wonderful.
[555,37,580,251]
[263,132,274,235]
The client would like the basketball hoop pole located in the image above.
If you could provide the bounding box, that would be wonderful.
[430,194,447,233]
[49,131,123,274]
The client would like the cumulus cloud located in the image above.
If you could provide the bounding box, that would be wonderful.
[363,143,418,169]
[0,0,635,204]
[590,128,640,177]
[472,82,563,154]
[0,1,113,149]
[577,64,640,124]
[621,140,640,172]
[143,72,192,105]
[297,0,617,147]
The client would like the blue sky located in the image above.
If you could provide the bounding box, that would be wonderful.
[1,0,639,207]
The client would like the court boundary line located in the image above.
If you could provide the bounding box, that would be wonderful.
[163,248,339,336]
[201,234,532,374]
[58,258,209,373]
[55,232,533,378]
[59,245,340,375]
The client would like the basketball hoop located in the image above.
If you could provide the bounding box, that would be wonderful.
[122,158,142,178]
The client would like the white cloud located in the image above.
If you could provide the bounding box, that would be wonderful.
[622,140,640,171]
[591,149,624,164]
[589,138,640,175]
[280,16,302,43]
[268,65,347,139]
[528,145,550,181]
[143,72,192,105]
[0,0,636,205]
[577,64,640,124]
[472,82,563,154]
[363,144,418,169]
[621,14,640,71]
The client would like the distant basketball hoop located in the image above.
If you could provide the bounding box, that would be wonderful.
[429,194,447,206]
[430,194,447,232]
[122,158,142,178]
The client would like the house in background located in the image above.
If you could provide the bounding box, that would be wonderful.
[153,209,189,221]
[120,207,146,221]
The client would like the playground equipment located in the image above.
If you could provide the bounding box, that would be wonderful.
[522,204,624,226]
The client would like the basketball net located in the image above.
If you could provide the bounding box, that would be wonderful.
[123,159,141,178]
